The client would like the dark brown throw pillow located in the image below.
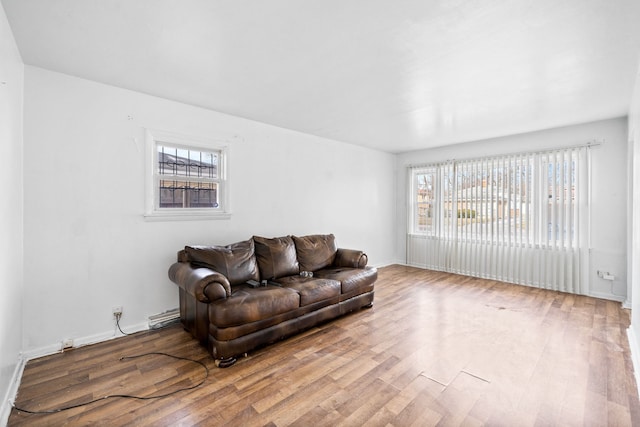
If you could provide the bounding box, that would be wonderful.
[185,239,259,285]
[253,235,300,280]
[292,234,337,272]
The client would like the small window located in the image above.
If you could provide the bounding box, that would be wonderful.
[145,129,230,221]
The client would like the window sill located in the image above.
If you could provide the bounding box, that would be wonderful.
[143,210,232,222]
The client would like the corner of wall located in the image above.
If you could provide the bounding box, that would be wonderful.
[627,56,640,403]
[0,2,25,426]
[0,355,27,425]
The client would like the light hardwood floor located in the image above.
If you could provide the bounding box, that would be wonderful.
[9,265,640,426]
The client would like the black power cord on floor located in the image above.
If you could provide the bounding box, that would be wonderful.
[12,352,209,415]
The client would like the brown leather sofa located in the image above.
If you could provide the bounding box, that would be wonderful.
[168,234,377,367]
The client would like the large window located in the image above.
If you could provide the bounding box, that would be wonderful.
[145,129,230,220]
[410,150,579,248]
[407,146,588,294]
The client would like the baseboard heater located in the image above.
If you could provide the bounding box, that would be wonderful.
[148,308,180,329]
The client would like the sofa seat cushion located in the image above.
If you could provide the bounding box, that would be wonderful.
[276,276,341,306]
[314,266,378,295]
[210,285,300,328]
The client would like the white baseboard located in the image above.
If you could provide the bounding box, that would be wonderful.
[588,290,627,303]
[2,320,149,424]
[627,326,640,401]
[371,259,400,268]
[20,321,149,361]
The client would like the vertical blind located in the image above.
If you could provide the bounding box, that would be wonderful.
[407,146,590,294]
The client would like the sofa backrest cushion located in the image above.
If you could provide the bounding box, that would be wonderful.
[253,235,300,280]
[292,234,337,272]
[184,239,259,286]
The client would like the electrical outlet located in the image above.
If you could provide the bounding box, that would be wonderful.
[596,270,615,280]
[62,338,74,350]
[112,306,123,317]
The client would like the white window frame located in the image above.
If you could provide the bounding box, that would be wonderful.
[144,129,231,221]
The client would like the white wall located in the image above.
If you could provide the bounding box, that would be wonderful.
[21,66,396,355]
[0,3,24,424]
[628,60,640,390]
[395,117,629,302]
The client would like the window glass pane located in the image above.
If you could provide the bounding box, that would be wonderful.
[159,180,219,208]
[456,164,482,241]
[415,170,435,234]
[545,154,576,242]
[442,168,455,238]
[157,145,218,179]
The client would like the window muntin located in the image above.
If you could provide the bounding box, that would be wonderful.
[158,180,218,208]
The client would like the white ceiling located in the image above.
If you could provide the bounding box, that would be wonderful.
[3,0,640,153]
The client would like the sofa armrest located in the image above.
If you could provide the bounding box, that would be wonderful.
[168,262,232,302]
[333,248,368,269]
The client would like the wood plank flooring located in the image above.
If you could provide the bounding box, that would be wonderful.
[9,265,640,426]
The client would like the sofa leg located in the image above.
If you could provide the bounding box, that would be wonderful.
[215,357,237,368]
[363,303,373,309]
